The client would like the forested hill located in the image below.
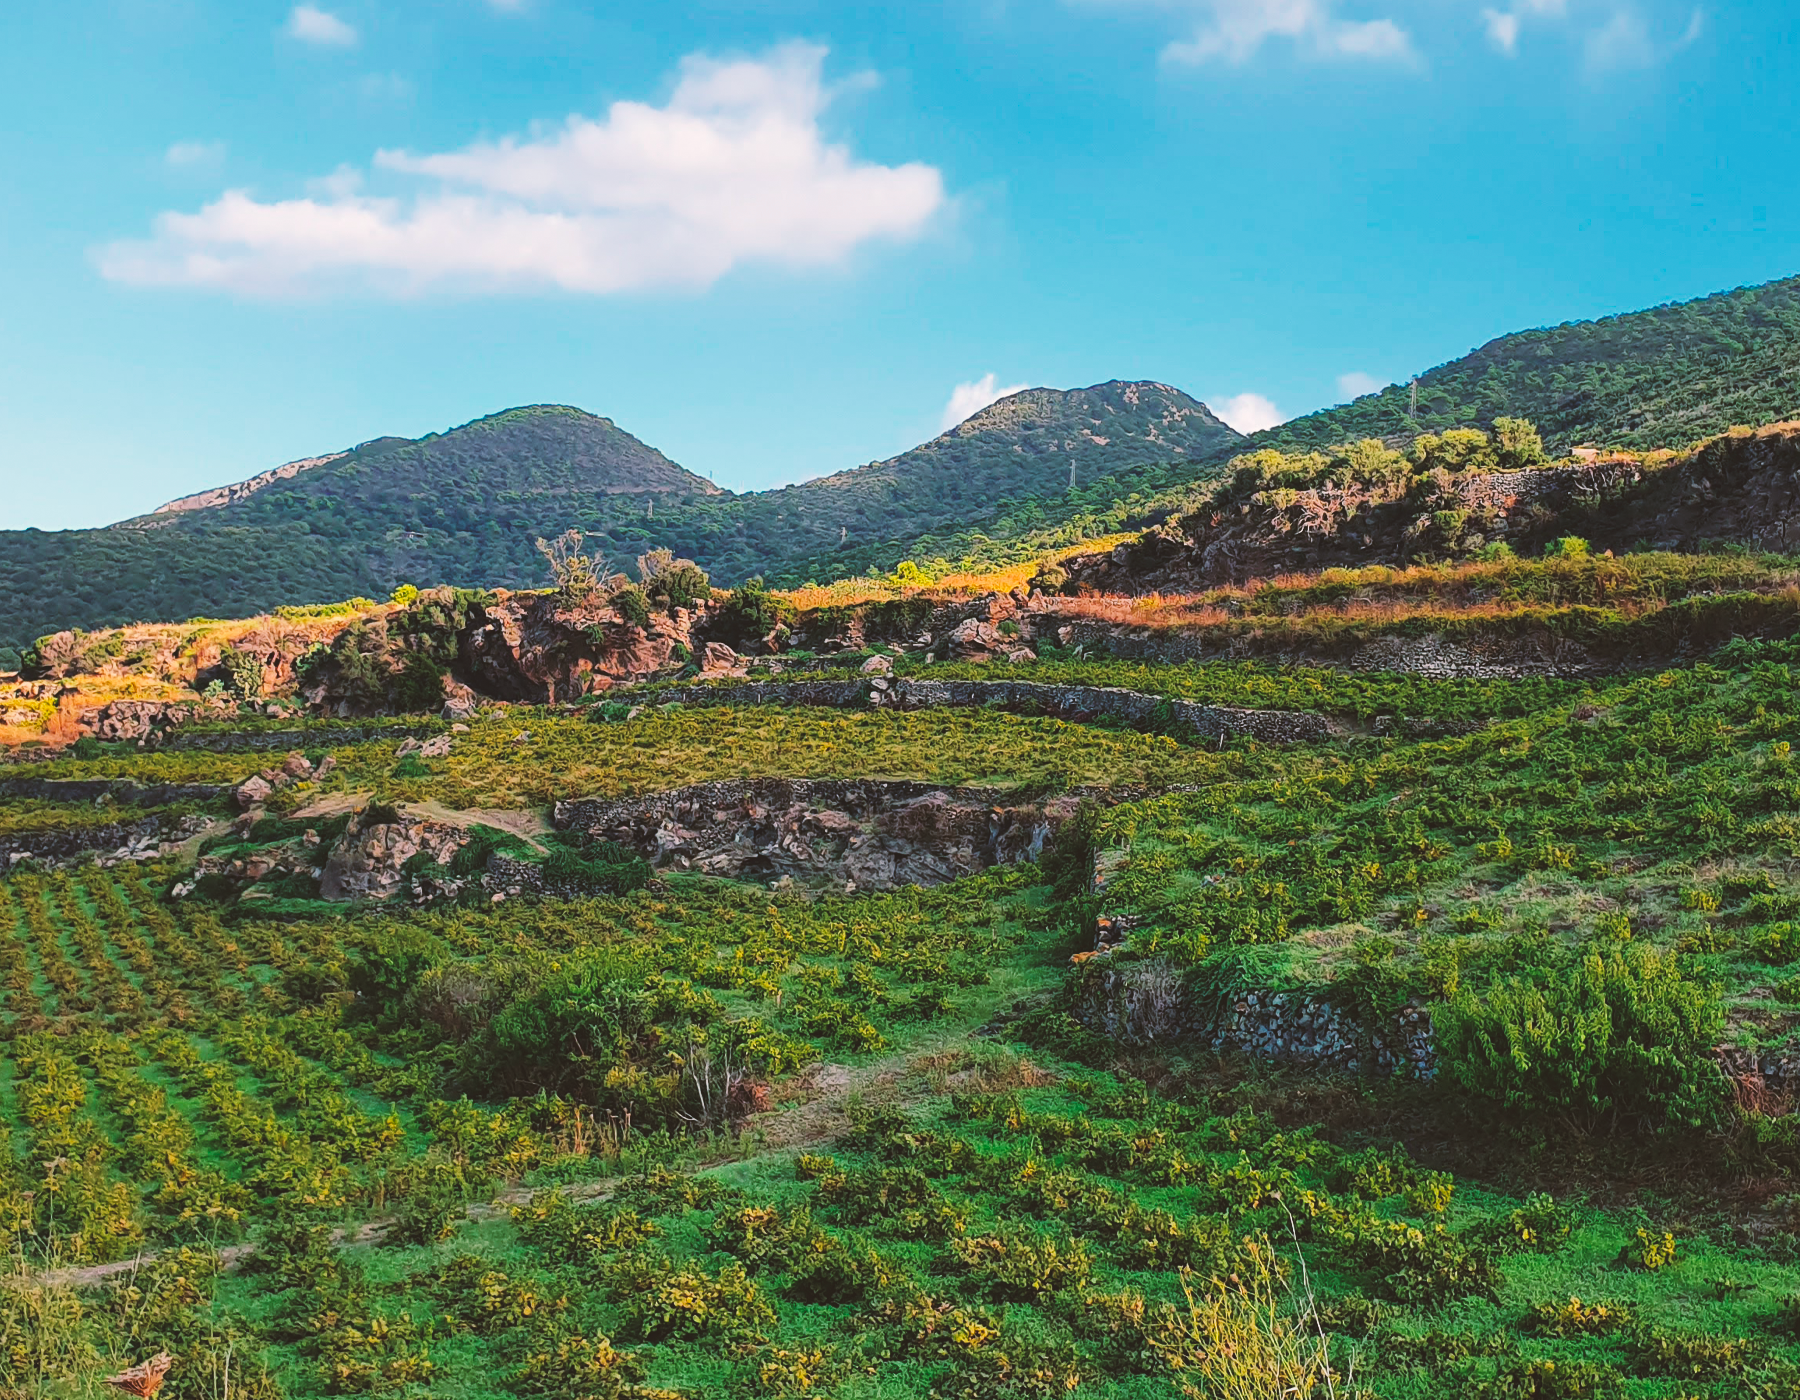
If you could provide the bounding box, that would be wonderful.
[1258,272,1800,454]
[134,405,722,526]
[671,381,1241,585]
[0,383,1237,652]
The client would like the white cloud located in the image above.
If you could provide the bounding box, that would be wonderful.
[1481,9,1522,53]
[1481,0,1567,56]
[1153,1,1415,66]
[97,42,946,298]
[1585,6,1705,71]
[286,6,358,47]
[1214,392,1284,433]
[1336,370,1382,400]
[941,373,1031,432]
[1585,8,1654,68]
[165,140,225,169]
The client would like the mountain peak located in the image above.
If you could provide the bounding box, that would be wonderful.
[133,403,720,528]
[938,380,1235,451]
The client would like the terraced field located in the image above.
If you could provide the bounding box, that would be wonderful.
[8,651,1800,1399]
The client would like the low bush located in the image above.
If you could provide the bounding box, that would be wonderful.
[1432,943,1725,1130]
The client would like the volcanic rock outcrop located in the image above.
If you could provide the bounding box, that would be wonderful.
[555,778,1080,890]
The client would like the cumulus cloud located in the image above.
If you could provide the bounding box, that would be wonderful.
[97,43,946,298]
[1336,370,1382,400]
[941,373,1031,432]
[1214,392,1283,434]
[165,140,225,169]
[286,5,358,47]
[1152,0,1415,65]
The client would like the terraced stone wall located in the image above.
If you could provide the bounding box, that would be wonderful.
[654,678,1338,742]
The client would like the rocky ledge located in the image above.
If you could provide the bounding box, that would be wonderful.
[555,778,1082,891]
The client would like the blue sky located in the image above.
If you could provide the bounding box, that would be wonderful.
[2,0,1794,529]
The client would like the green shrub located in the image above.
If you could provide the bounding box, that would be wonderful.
[220,645,264,701]
[1528,1297,1634,1337]
[512,1192,661,1265]
[1432,943,1725,1129]
[1629,1325,1762,1379]
[952,1226,1093,1300]
[540,840,651,896]
[610,585,652,629]
[1477,1357,1625,1399]
[607,1255,775,1342]
[391,653,444,713]
[1468,1193,1575,1255]
[713,577,791,647]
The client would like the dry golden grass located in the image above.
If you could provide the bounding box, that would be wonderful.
[777,535,1140,611]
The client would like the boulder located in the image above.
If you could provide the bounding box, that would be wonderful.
[441,679,481,723]
[281,751,313,780]
[859,654,894,675]
[419,733,454,759]
[234,775,274,811]
[87,699,197,742]
[459,591,690,702]
[700,642,745,675]
[947,618,1005,660]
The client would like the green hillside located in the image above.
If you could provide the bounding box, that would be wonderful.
[1260,272,1800,453]
[0,384,1239,652]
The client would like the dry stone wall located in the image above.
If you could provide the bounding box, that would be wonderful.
[1,815,196,870]
[1069,956,1439,1077]
[649,678,1338,743]
[0,777,230,805]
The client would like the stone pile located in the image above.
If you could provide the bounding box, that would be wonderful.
[319,806,469,901]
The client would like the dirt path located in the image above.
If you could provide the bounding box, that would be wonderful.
[286,792,552,851]
[28,1041,1044,1291]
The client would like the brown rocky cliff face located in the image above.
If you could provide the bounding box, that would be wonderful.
[460,591,701,702]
